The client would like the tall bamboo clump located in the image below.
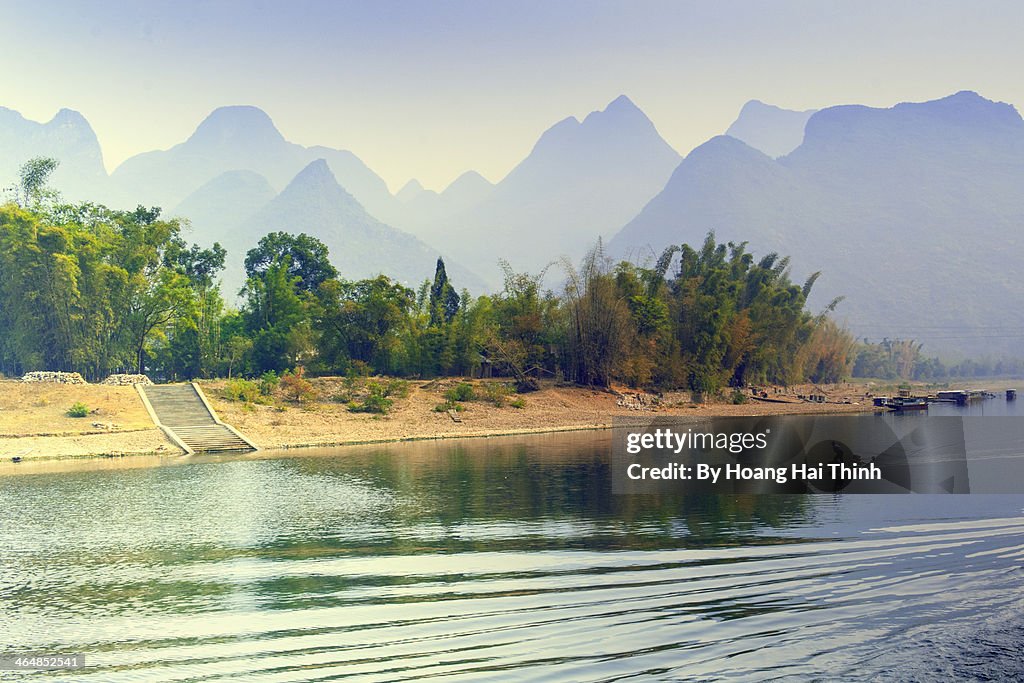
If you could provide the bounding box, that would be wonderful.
[562,241,632,387]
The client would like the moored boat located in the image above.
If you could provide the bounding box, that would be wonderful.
[890,397,928,411]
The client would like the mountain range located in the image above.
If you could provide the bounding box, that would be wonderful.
[388,170,495,236]
[609,91,1024,356]
[0,107,108,202]
[2,92,1023,355]
[429,95,681,286]
[0,105,482,297]
[724,100,817,158]
[215,161,483,296]
[109,105,396,220]
[0,95,682,294]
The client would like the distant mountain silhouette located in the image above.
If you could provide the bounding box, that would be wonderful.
[610,91,1024,355]
[395,178,427,203]
[0,107,108,202]
[390,170,495,241]
[439,170,494,208]
[424,95,681,288]
[172,170,277,249]
[110,105,395,218]
[725,100,817,158]
[216,159,484,298]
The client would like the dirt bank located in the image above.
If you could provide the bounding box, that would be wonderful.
[198,377,871,451]
[0,381,175,459]
[1,376,889,461]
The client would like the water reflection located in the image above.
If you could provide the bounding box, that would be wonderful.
[1,430,1022,681]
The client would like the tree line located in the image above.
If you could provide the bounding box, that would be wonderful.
[851,338,1024,381]
[0,157,858,392]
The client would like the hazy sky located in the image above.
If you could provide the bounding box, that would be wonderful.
[2,0,1022,191]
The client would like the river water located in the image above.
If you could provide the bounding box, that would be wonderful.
[2,402,1023,681]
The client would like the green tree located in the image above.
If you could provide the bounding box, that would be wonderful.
[224,334,253,379]
[16,157,60,207]
[0,200,220,379]
[168,319,202,380]
[242,256,310,373]
[428,257,460,326]
[244,232,337,293]
[166,240,227,376]
[314,275,415,374]
[484,261,563,388]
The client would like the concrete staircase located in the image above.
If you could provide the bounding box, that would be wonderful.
[138,383,257,454]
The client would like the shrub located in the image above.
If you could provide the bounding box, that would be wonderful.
[223,378,261,403]
[333,378,405,405]
[347,360,372,378]
[66,401,89,418]
[281,367,317,403]
[258,371,279,396]
[333,375,360,403]
[354,393,393,414]
[509,397,526,409]
[444,382,476,403]
[383,378,410,399]
[481,382,513,407]
[349,381,393,414]
[434,401,465,412]
[731,390,748,405]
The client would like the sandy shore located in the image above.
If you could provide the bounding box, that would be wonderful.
[0,429,175,459]
[0,376,882,462]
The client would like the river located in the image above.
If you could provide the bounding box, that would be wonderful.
[2,401,1023,681]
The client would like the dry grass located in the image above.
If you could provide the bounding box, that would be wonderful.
[0,380,156,436]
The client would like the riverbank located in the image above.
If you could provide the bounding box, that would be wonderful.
[200,377,875,451]
[0,381,174,460]
[0,377,883,461]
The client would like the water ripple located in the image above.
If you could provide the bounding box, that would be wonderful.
[2,438,1023,681]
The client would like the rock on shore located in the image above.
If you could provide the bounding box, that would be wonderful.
[101,374,154,386]
[21,371,87,384]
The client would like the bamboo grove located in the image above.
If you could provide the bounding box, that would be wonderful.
[0,159,858,392]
